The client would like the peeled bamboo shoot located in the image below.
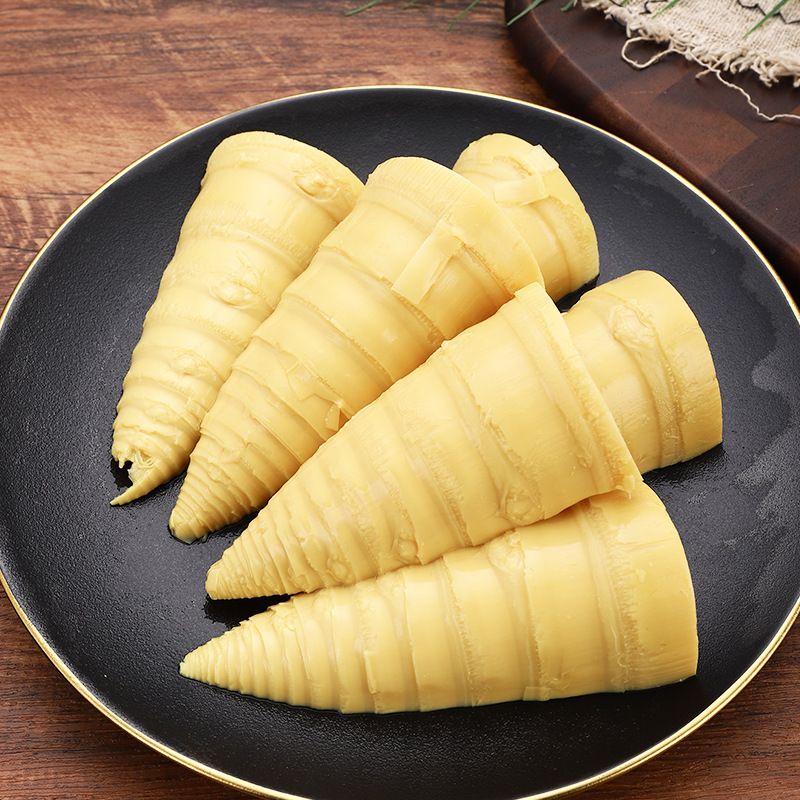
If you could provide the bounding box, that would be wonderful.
[563,270,722,473]
[111,131,363,505]
[169,155,545,541]
[181,483,697,714]
[205,280,639,599]
[453,133,599,300]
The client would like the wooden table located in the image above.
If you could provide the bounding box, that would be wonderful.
[1,2,798,798]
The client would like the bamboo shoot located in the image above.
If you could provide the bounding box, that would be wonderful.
[111,131,363,505]
[453,132,599,300]
[205,280,639,599]
[181,483,697,714]
[169,155,545,541]
[563,270,722,473]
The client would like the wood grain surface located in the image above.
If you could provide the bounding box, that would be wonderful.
[506,0,800,299]
[1,2,799,799]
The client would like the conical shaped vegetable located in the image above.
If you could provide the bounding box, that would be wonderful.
[181,483,697,714]
[170,155,545,541]
[563,270,722,473]
[205,280,639,599]
[111,131,363,505]
[453,132,599,300]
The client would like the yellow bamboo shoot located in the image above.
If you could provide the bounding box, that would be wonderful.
[205,280,639,599]
[181,483,697,714]
[453,132,599,300]
[111,131,363,505]
[169,155,545,541]
[563,270,722,473]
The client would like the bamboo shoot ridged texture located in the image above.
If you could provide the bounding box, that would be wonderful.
[170,155,545,542]
[111,132,363,505]
[562,270,722,474]
[453,132,599,300]
[205,280,640,599]
[181,483,698,714]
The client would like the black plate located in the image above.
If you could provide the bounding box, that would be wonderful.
[1,87,799,800]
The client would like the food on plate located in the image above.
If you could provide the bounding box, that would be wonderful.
[169,154,546,542]
[562,270,722,474]
[204,280,640,599]
[111,131,363,505]
[204,270,721,600]
[180,483,697,714]
[453,132,599,300]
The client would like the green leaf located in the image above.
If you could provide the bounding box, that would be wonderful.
[345,0,384,16]
[652,0,686,18]
[449,0,484,30]
[744,0,791,37]
[506,0,550,26]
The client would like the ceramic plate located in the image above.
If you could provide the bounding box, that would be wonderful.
[1,86,799,800]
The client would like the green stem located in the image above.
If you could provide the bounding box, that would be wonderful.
[344,0,384,16]
[744,0,791,37]
[448,0,484,30]
[652,0,686,18]
[506,0,550,26]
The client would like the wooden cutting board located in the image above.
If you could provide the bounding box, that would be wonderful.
[505,0,800,299]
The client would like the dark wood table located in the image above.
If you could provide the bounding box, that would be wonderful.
[1,2,798,798]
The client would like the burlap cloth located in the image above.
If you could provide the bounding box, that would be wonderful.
[580,0,800,97]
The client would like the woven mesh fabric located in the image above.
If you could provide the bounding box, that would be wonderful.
[581,0,800,87]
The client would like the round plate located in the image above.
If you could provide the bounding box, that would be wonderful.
[1,86,799,800]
